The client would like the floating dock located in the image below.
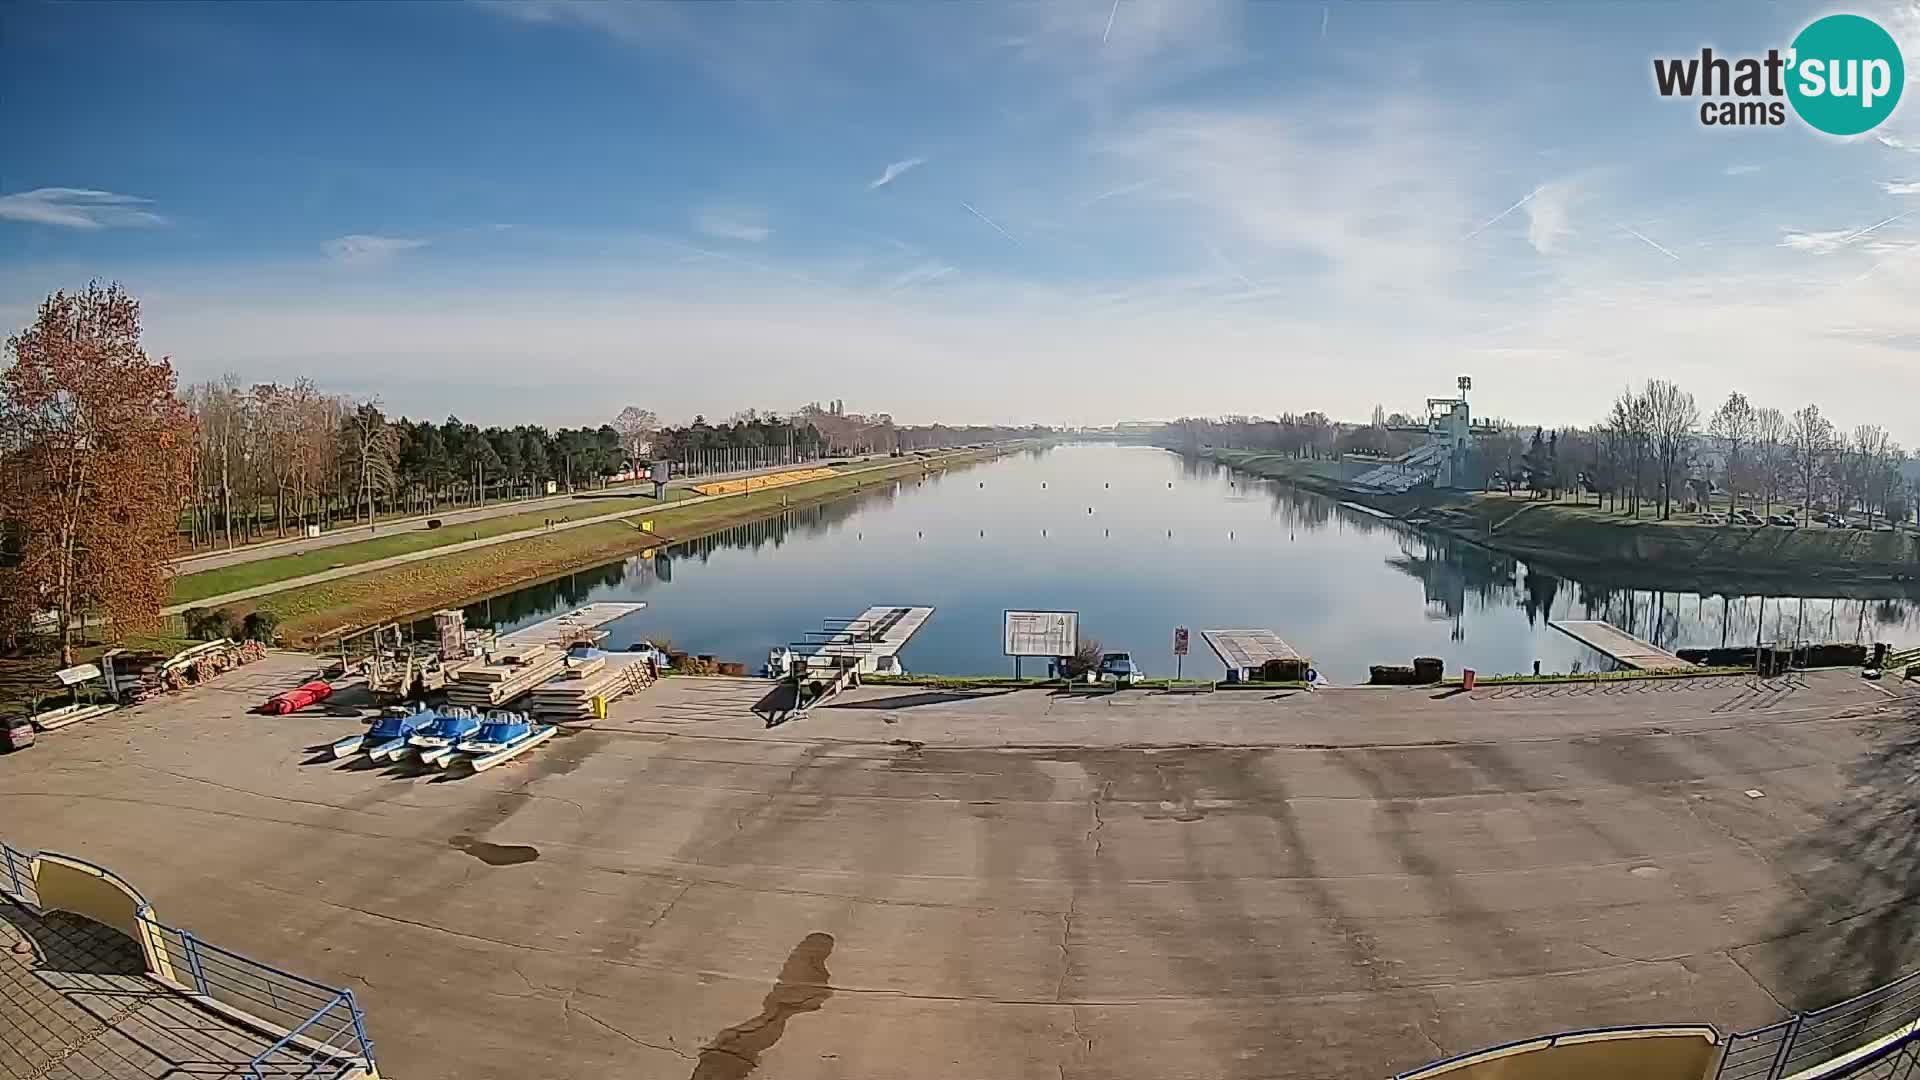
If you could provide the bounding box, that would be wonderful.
[1202,629,1308,681]
[795,606,934,675]
[1549,620,1697,672]
[496,602,647,651]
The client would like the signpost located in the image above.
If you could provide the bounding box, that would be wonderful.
[1004,610,1078,680]
[1173,626,1189,680]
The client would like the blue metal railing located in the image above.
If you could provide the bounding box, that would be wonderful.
[0,838,376,1080]
[140,908,377,1078]
[1719,971,1920,1080]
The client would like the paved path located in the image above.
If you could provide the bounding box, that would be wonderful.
[164,452,968,616]
[5,660,1912,1079]
[171,455,887,575]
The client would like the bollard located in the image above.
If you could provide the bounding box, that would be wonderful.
[1463,668,1477,690]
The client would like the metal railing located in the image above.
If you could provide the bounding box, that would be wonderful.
[1719,970,1920,1079]
[0,840,376,1080]
[1,841,39,907]
[140,910,376,1078]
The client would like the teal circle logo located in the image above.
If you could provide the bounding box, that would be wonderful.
[1787,14,1905,136]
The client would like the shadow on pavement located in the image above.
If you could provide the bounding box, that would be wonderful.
[1752,696,1920,1007]
[826,689,1015,711]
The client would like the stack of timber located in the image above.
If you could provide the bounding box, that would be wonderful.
[526,651,657,722]
[446,644,569,709]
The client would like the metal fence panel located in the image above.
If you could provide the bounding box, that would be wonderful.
[0,842,38,907]
[1719,971,1920,1079]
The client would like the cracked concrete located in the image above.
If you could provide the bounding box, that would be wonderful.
[1,654,1913,1079]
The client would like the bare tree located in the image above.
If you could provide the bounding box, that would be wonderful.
[612,405,659,471]
[1787,404,1835,515]
[1707,391,1755,518]
[1606,389,1655,517]
[1752,406,1786,516]
[1851,424,1894,527]
[1643,379,1699,520]
[339,401,399,529]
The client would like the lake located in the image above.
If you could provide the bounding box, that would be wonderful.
[434,444,1919,683]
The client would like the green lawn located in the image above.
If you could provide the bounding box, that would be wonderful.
[1,628,196,717]
[171,494,669,603]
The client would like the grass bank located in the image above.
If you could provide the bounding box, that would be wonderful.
[249,450,1002,645]
[1,629,196,717]
[1202,447,1920,595]
[172,494,670,602]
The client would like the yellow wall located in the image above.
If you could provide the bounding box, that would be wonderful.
[32,852,177,982]
[1397,1027,1719,1080]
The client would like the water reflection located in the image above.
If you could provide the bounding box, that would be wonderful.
[431,445,1918,681]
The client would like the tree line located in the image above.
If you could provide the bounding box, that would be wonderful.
[1490,382,1909,526]
[184,382,644,548]
[1173,381,1914,528]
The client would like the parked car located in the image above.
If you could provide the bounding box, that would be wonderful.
[1733,510,1764,526]
[1828,516,1850,529]
[1766,514,1798,527]
[1096,652,1145,686]
[1812,511,1831,524]
[1698,513,1725,525]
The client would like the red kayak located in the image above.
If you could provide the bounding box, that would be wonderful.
[262,680,333,715]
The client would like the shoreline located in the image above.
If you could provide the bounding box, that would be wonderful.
[243,449,1006,645]
[1197,447,1920,599]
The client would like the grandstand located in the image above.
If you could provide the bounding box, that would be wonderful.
[1347,375,1476,494]
[1347,440,1450,494]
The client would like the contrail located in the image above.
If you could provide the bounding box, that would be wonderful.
[1839,209,1914,245]
[961,201,1019,245]
[1462,187,1538,241]
[1320,4,1329,39]
[1103,0,1120,43]
[1619,223,1681,261]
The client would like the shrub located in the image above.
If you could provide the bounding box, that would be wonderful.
[182,607,240,641]
[240,610,279,644]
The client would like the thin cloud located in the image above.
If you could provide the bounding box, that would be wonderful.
[1725,163,1763,176]
[961,201,1020,245]
[1780,228,1858,255]
[886,261,955,293]
[1103,0,1120,44]
[1524,181,1574,254]
[867,157,927,190]
[1880,180,1920,195]
[0,187,166,229]
[1777,213,1910,256]
[693,208,771,243]
[1880,134,1919,152]
[322,234,426,264]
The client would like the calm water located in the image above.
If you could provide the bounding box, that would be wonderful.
[435,445,1920,684]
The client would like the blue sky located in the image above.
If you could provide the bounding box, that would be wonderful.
[3,1,1918,441]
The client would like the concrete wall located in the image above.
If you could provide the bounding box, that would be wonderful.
[1397,1026,1719,1080]
[31,852,177,982]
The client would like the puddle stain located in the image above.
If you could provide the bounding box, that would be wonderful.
[689,932,835,1080]
[447,834,540,866]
